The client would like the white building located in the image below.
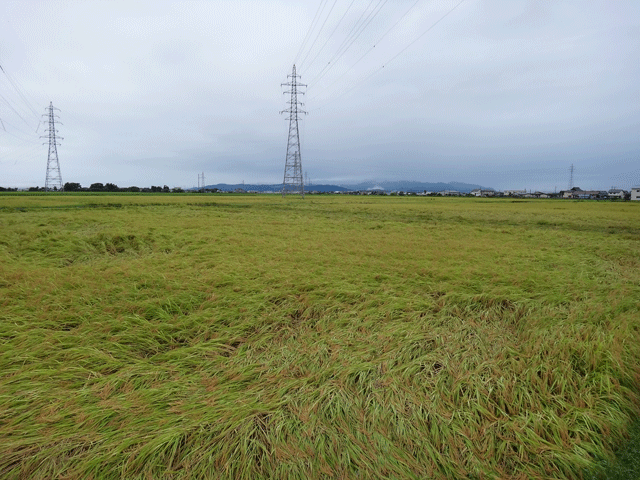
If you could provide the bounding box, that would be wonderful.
[608,188,626,199]
[504,189,526,196]
[631,186,640,201]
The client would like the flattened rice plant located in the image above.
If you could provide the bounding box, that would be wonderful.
[1,194,639,479]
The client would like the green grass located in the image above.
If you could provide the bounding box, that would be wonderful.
[1,194,639,479]
[585,417,640,479]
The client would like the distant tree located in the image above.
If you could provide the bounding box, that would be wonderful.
[172,187,184,193]
[105,183,119,192]
[163,185,170,193]
[127,186,140,192]
[90,183,105,191]
[150,185,162,193]
[64,182,82,191]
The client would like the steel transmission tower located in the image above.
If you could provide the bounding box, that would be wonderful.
[568,164,574,190]
[43,102,63,191]
[281,65,306,197]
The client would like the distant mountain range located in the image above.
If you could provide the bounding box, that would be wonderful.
[341,181,492,193]
[199,183,349,193]
[198,181,492,193]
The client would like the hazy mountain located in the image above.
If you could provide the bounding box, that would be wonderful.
[340,180,493,193]
[195,181,492,193]
[200,184,349,193]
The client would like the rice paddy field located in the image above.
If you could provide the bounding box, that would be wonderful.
[1,193,640,479]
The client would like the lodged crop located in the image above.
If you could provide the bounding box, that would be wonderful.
[1,194,639,479]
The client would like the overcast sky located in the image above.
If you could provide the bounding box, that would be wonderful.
[1,0,639,190]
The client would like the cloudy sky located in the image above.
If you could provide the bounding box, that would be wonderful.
[1,0,639,190]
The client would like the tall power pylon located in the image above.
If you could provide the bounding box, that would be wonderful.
[281,65,306,197]
[568,164,574,190]
[43,102,63,191]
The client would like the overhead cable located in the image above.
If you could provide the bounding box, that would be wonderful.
[0,92,33,128]
[305,0,378,83]
[307,0,389,88]
[0,63,40,119]
[312,0,424,98]
[313,0,466,111]
[294,0,328,66]
[299,0,357,76]
[298,0,339,72]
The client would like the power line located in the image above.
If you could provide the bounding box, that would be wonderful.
[0,92,34,129]
[305,0,378,84]
[0,61,40,119]
[325,0,379,63]
[0,56,43,143]
[307,0,385,87]
[0,142,42,166]
[0,118,39,144]
[378,0,466,72]
[310,0,424,99]
[299,0,357,76]
[294,0,328,66]
[298,0,339,72]
[2,125,37,143]
[313,0,466,111]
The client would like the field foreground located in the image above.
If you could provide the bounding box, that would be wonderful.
[1,194,640,479]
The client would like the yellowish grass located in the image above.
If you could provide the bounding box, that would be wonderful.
[1,193,639,479]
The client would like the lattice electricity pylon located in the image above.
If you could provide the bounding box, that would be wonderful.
[568,164,574,190]
[42,102,63,191]
[281,65,306,197]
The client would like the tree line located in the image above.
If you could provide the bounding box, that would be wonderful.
[0,183,225,193]
[64,183,179,192]
[16,183,186,193]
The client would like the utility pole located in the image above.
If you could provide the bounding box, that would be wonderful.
[281,64,306,197]
[43,102,63,191]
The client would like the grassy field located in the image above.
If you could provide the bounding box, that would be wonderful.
[1,193,639,479]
